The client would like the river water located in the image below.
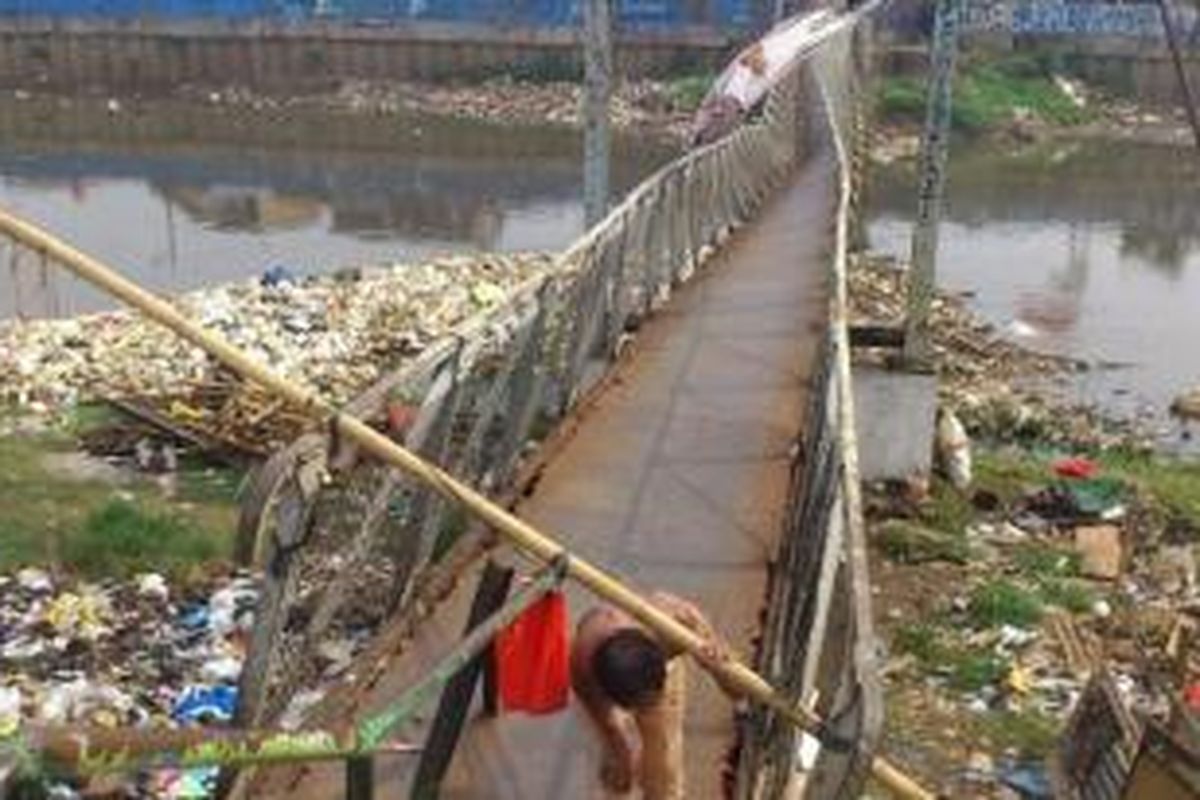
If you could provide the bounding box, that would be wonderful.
[0,98,671,321]
[869,139,1200,445]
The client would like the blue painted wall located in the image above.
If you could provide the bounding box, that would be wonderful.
[0,0,755,28]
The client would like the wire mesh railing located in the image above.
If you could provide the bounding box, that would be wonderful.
[735,11,884,798]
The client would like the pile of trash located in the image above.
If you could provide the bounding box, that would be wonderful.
[0,253,554,453]
[174,78,694,140]
[0,567,257,796]
[870,445,1200,796]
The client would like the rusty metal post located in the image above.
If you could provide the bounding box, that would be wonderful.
[410,560,515,798]
[346,756,374,800]
[1157,0,1200,151]
[904,0,960,367]
[583,0,613,227]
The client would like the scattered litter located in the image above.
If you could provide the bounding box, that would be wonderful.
[146,767,219,799]
[137,572,170,602]
[965,750,995,782]
[259,264,297,288]
[17,567,53,594]
[1171,387,1200,420]
[44,590,111,641]
[1005,663,1033,695]
[1184,682,1200,711]
[1148,544,1197,596]
[935,408,972,490]
[172,685,238,725]
[279,689,327,732]
[1062,478,1125,518]
[0,685,20,737]
[1052,456,1098,479]
[996,760,1052,799]
[1074,525,1124,580]
[1052,74,1088,109]
[0,569,262,755]
[200,656,244,684]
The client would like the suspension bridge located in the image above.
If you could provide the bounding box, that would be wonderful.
[0,4,916,798]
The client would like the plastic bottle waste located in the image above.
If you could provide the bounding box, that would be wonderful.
[935,408,972,489]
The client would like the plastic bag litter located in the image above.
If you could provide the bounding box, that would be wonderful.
[172,685,238,725]
[0,685,21,736]
[16,568,52,594]
[935,408,972,489]
[44,591,111,641]
[147,767,220,799]
[39,679,134,727]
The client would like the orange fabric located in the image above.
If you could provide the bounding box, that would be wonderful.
[493,590,570,714]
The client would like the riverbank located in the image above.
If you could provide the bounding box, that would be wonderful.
[852,254,1200,797]
[10,71,706,145]
[873,54,1197,163]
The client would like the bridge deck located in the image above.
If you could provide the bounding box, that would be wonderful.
[269,151,833,799]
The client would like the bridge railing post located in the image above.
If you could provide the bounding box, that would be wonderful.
[904,0,961,368]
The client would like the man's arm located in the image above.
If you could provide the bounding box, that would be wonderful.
[649,592,742,699]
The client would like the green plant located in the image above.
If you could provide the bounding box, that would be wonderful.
[878,76,926,122]
[1012,542,1080,579]
[949,651,1008,692]
[877,519,971,564]
[894,622,1008,691]
[918,479,976,536]
[973,450,1047,504]
[60,402,121,438]
[1099,449,1200,528]
[895,622,943,663]
[968,579,1043,628]
[501,54,582,84]
[63,499,219,577]
[877,55,1092,133]
[665,73,715,112]
[975,708,1060,757]
[1038,578,1096,614]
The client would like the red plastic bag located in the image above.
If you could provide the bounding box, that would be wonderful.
[493,590,570,714]
[1053,457,1099,480]
[1185,682,1200,711]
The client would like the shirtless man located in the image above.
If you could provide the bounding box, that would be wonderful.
[569,592,739,799]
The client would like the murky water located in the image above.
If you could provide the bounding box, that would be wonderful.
[0,98,672,320]
[869,139,1200,444]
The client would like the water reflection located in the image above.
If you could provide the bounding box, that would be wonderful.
[0,99,672,320]
[869,139,1200,441]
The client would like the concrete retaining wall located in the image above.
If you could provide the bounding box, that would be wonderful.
[0,18,739,91]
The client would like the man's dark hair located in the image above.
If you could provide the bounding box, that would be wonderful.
[592,628,667,709]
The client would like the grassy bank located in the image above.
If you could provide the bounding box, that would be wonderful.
[879,54,1092,133]
[0,422,240,577]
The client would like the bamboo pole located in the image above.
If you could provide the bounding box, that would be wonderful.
[0,207,934,800]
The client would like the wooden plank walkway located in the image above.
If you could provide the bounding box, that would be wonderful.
[263,150,834,799]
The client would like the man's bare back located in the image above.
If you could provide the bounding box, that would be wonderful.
[569,593,733,799]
